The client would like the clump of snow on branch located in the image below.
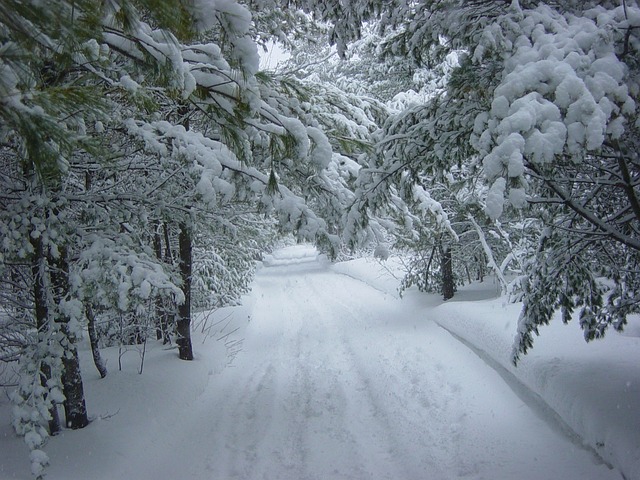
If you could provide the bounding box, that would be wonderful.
[188,0,259,75]
[472,4,638,219]
[77,236,184,311]
[412,184,458,241]
[126,118,339,250]
[306,126,332,169]
[10,331,66,479]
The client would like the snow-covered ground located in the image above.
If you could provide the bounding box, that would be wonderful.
[0,245,637,479]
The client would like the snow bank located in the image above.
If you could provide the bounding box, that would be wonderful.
[0,301,253,480]
[436,298,640,480]
[330,256,404,298]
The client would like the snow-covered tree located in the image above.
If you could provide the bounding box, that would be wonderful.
[1,1,114,473]
[302,0,640,355]
[2,0,385,474]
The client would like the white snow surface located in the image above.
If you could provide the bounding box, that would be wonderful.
[1,245,637,479]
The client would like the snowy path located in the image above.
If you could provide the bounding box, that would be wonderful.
[4,246,622,479]
[144,246,617,480]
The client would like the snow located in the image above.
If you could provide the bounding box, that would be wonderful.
[412,185,458,241]
[306,126,333,169]
[118,75,139,93]
[436,298,640,480]
[475,4,638,218]
[485,177,507,220]
[1,245,637,479]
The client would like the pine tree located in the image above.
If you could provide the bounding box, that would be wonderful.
[292,0,640,353]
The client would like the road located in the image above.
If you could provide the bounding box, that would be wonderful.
[165,247,618,480]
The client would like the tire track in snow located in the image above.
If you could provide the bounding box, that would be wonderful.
[306,264,620,480]
[220,363,279,479]
[208,268,372,480]
[290,272,404,480]
[222,274,311,480]
[303,273,465,479]
[190,271,312,480]
[265,270,386,479]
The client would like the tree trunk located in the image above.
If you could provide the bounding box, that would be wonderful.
[177,224,194,360]
[126,316,145,345]
[85,304,107,378]
[475,254,485,282]
[30,236,61,435]
[153,222,164,342]
[163,222,176,342]
[176,105,193,360]
[59,342,90,429]
[440,242,455,301]
[163,223,173,262]
[424,243,437,291]
[49,247,89,429]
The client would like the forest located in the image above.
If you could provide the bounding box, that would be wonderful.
[1,1,639,477]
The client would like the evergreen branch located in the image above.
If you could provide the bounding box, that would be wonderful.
[527,162,640,252]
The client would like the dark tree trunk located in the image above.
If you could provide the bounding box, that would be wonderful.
[126,317,145,345]
[49,247,89,429]
[177,224,194,360]
[59,344,89,429]
[176,104,193,360]
[440,243,455,301]
[477,254,485,282]
[153,222,163,260]
[30,236,61,435]
[153,222,163,342]
[85,304,107,378]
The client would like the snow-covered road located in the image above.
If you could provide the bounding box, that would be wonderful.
[3,245,622,479]
[161,246,618,480]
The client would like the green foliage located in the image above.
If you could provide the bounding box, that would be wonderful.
[513,226,640,364]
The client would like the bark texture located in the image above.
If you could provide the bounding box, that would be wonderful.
[50,246,89,429]
[440,243,455,301]
[177,224,194,360]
